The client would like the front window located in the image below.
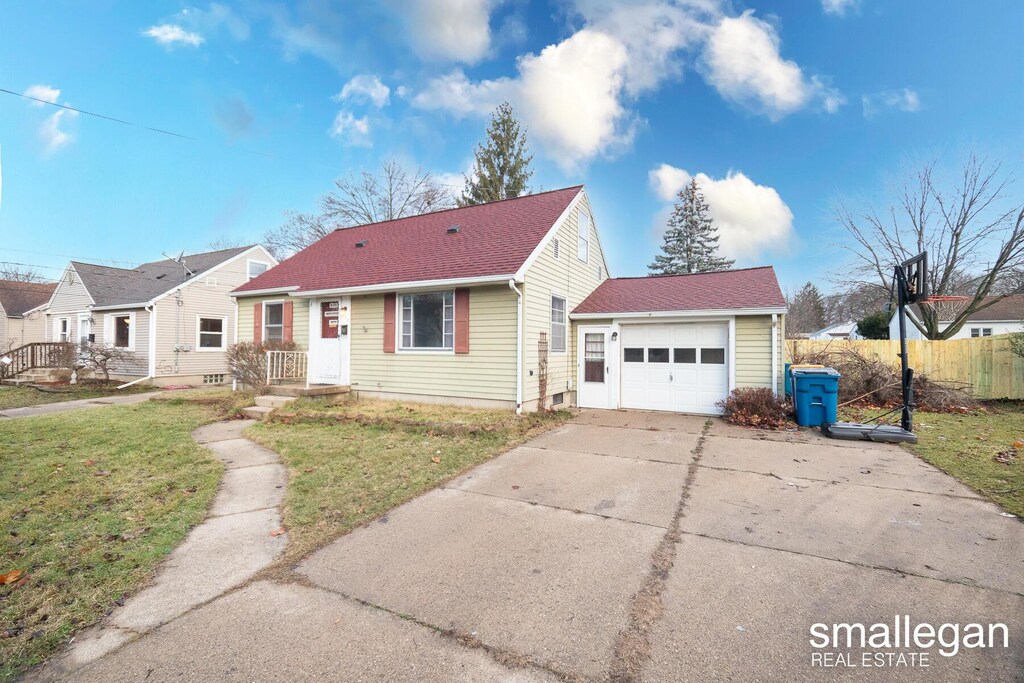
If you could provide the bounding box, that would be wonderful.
[248,260,269,280]
[550,295,566,353]
[264,303,284,342]
[577,210,590,262]
[970,327,992,338]
[58,318,69,342]
[400,291,454,350]
[113,315,131,348]
[198,317,226,350]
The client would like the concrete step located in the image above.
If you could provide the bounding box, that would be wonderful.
[254,395,297,409]
[1,378,32,386]
[267,384,351,398]
[240,405,274,421]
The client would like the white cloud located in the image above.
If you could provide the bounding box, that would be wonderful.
[181,3,250,41]
[329,111,372,147]
[387,0,495,64]
[650,164,795,261]
[23,84,60,106]
[143,24,205,47]
[862,88,921,118]
[822,0,860,17]
[40,109,78,153]
[649,163,692,201]
[413,2,837,169]
[335,75,391,108]
[700,11,836,120]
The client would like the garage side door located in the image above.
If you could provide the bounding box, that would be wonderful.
[620,323,729,414]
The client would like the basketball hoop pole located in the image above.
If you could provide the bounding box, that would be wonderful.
[894,265,914,432]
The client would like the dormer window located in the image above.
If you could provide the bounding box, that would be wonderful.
[247,260,269,280]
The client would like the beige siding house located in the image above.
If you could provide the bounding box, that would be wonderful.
[41,246,276,385]
[232,187,788,415]
[0,280,56,350]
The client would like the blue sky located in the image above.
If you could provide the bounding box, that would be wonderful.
[1,0,1022,294]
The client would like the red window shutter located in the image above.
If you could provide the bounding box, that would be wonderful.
[253,303,262,345]
[454,288,470,354]
[383,292,396,353]
[282,301,294,342]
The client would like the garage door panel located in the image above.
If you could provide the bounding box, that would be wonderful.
[620,323,730,415]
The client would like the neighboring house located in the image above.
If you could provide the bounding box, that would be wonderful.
[0,280,57,350]
[232,186,787,415]
[44,245,276,385]
[889,295,1024,341]
[807,321,861,341]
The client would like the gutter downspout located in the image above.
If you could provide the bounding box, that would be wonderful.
[122,303,156,390]
[509,279,523,414]
[771,313,779,396]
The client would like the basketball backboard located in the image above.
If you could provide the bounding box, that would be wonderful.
[900,252,929,303]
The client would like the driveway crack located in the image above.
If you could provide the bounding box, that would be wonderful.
[607,419,712,683]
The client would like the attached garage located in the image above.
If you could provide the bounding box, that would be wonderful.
[571,268,787,415]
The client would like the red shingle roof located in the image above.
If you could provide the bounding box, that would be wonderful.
[235,187,583,294]
[573,267,786,315]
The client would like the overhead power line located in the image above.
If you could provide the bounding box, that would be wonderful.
[0,87,196,140]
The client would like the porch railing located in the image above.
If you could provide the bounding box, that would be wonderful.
[1,342,75,379]
[266,350,308,386]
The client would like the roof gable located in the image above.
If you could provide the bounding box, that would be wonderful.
[0,280,57,317]
[72,245,254,307]
[573,267,787,315]
[234,187,584,295]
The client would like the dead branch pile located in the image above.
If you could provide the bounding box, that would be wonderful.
[790,345,976,412]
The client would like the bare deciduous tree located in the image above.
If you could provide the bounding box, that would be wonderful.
[834,155,1024,339]
[82,343,134,382]
[263,160,455,258]
[0,262,49,283]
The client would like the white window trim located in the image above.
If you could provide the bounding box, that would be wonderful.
[247,259,271,281]
[196,315,228,352]
[263,300,285,343]
[104,312,137,352]
[55,317,70,342]
[396,289,456,354]
[577,209,590,264]
[550,292,568,355]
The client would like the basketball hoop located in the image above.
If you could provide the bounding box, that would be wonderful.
[919,295,971,323]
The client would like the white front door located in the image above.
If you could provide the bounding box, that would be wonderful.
[619,322,730,415]
[577,326,614,408]
[77,314,91,350]
[309,297,351,385]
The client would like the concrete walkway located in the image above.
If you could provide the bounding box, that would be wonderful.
[0,390,165,419]
[35,419,288,680]
[36,411,1024,681]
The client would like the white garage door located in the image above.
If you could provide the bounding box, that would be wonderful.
[620,323,729,415]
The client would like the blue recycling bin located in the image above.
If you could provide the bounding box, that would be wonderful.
[792,367,841,427]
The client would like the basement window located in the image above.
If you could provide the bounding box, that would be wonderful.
[552,392,564,405]
[203,373,225,384]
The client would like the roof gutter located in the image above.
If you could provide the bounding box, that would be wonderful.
[230,286,301,298]
[293,274,518,298]
[570,306,788,320]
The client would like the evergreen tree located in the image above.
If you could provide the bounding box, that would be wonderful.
[788,282,828,334]
[855,310,890,339]
[649,178,734,275]
[460,102,534,206]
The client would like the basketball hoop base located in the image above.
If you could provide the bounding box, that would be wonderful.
[822,422,918,444]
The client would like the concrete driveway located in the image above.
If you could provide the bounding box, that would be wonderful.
[53,410,1024,681]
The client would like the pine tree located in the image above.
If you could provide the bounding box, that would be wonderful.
[459,102,534,206]
[649,179,734,275]
[788,282,828,334]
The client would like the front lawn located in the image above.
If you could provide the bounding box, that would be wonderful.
[0,381,156,410]
[0,392,251,681]
[843,404,1024,517]
[246,398,571,566]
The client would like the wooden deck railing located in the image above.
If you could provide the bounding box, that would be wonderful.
[0,342,75,379]
[266,349,308,386]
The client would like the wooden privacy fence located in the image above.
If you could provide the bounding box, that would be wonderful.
[787,337,1024,400]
